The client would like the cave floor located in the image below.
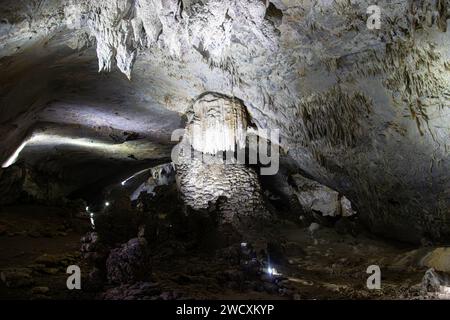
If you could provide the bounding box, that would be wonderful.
[0,205,436,300]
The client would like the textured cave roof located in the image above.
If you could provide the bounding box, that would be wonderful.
[1,0,450,242]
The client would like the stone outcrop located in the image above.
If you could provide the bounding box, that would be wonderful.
[290,174,356,218]
[130,163,176,200]
[151,163,176,186]
[421,247,450,273]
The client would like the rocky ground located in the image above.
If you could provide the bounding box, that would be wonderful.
[1,195,449,300]
[0,205,92,299]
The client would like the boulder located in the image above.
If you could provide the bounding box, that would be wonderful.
[422,268,445,293]
[291,174,340,217]
[421,247,450,273]
[341,196,357,217]
[106,238,151,285]
[81,232,109,267]
[291,174,356,218]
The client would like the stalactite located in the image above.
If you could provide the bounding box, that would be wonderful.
[187,93,248,154]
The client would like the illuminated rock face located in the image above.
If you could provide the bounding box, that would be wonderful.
[177,157,267,224]
[186,93,248,155]
[177,94,267,225]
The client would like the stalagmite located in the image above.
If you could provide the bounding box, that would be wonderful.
[176,93,268,225]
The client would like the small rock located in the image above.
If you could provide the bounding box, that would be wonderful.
[422,268,444,293]
[308,222,320,235]
[340,196,356,217]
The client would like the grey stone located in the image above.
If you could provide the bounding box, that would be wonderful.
[106,238,151,285]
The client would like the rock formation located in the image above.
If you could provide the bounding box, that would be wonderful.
[176,93,268,225]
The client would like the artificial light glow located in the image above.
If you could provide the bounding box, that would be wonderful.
[266,266,281,276]
[120,168,152,186]
[2,139,29,168]
[2,132,143,169]
[89,213,95,229]
[105,201,110,207]
[29,133,116,149]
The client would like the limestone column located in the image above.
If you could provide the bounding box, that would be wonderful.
[175,93,269,226]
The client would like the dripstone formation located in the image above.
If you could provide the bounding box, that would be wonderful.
[176,93,268,225]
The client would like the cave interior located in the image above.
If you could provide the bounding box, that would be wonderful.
[1,0,450,301]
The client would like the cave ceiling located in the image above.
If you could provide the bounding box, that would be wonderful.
[1,0,450,242]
